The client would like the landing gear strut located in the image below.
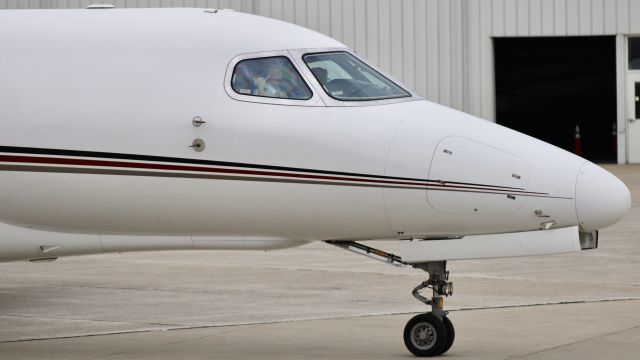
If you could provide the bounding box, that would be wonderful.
[403,261,455,357]
[324,242,454,357]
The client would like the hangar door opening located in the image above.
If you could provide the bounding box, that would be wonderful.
[495,36,617,163]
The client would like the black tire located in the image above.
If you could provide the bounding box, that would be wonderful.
[439,316,455,355]
[403,313,448,357]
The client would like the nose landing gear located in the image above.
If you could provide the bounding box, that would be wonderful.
[323,241,454,357]
[404,261,455,357]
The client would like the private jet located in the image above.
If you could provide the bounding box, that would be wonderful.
[0,6,631,356]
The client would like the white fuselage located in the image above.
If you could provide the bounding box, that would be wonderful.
[0,8,630,262]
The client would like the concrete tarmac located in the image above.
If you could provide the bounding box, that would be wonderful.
[2,300,640,360]
[0,164,639,359]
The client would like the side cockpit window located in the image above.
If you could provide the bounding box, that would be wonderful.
[232,56,313,100]
[303,52,410,101]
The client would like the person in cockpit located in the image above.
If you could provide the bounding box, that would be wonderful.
[232,56,312,100]
[255,61,291,98]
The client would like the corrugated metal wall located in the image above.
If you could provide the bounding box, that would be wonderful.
[3,0,640,122]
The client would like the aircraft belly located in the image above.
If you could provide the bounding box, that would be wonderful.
[0,221,103,262]
[398,226,581,262]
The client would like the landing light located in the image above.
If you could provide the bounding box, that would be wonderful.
[436,282,454,297]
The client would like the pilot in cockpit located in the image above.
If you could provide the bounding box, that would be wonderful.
[232,56,312,100]
[310,67,329,90]
[255,62,291,98]
[255,58,307,99]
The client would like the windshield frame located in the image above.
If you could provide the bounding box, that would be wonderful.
[224,50,323,107]
[302,51,411,102]
[231,55,314,101]
[224,48,422,107]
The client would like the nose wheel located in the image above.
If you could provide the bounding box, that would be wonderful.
[404,261,455,357]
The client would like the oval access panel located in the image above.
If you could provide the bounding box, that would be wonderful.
[427,136,529,214]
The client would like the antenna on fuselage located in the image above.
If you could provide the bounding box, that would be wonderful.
[85,4,116,9]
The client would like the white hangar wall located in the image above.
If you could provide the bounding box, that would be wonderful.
[255,0,640,129]
[3,0,640,162]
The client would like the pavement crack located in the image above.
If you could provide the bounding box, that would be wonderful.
[83,324,266,360]
[0,313,182,327]
[0,281,244,296]
[0,314,186,344]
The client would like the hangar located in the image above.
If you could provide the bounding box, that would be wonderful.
[4,0,640,163]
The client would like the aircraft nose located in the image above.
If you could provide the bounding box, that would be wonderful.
[575,162,631,232]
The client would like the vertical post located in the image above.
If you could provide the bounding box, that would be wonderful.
[616,34,627,164]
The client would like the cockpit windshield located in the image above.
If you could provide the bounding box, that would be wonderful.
[303,52,410,101]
